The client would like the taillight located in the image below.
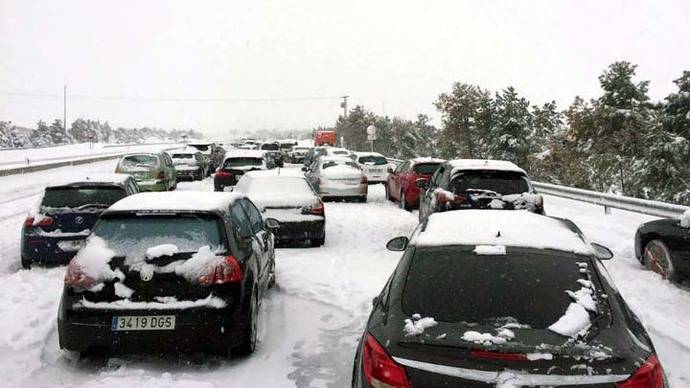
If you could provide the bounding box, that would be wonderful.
[24,216,54,227]
[64,259,96,289]
[616,354,665,388]
[310,200,325,216]
[362,333,411,388]
[215,171,232,179]
[198,255,243,285]
[360,175,368,184]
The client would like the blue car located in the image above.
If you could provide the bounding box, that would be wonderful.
[20,174,140,268]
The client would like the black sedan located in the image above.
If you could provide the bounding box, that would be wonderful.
[635,212,690,282]
[58,191,278,357]
[353,210,667,388]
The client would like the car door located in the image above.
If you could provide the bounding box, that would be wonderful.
[229,202,262,286]
[239,199,272,293]
[420,164,446,218]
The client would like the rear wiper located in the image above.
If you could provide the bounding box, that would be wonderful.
[77,203,110,210]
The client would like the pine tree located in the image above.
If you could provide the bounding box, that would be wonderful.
[488,86,534,166]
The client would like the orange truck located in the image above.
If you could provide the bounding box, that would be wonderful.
[314,130,337,146]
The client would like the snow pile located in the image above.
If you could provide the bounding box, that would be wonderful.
[322,165,361,179]
[448,159,526,175]
[462,328,515,345]
[37,228,90,237]
[549,262,597,337]
[474,245,506,255]
[174,246,220,282]
[77,293,226,310]
[108,191,244,213]
[526,352,554,361]
[403,314,438,336]
[146,244,179,260]
[73,236,118,282]
[114,282,134,298]
[680,209,690,228]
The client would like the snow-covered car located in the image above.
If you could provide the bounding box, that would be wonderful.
[168,150,208,181]
[260,142,284,167]
[115,152,177,192]
[354,152,389,184]
[187,142,225,171]
[418,159,543,221]
[214,151,270,192]
[353,209,667,388]
[20,174,140,269]
[302,146,328,167]
[324,147,354,159]
[386,157,445,210]
[289,146,312,164]
[304,156,368,202]
[234,170,326,247]
[634,210,690,282]
[57,191,279,357]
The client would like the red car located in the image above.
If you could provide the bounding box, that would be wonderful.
[314,130,336,146]
[385,157,445,210]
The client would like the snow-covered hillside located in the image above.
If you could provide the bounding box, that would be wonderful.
[0,162,688,387]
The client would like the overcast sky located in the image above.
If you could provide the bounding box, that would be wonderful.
[1,0,689,138]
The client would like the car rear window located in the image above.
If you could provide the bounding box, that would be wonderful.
[413,163,441,175]
[242,177,315,197]
[121,155,158,168]
[359,156,387,165]
[171,153,194,159]
[41,186,126,209]
[450,170,530,195]
[189,144,209,151]
[322,160,359,169]
[261,143,280,150]
[402,247,592,328]
[224,157,263,168]
[93,214,224,260]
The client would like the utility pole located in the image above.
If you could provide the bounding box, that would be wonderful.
[63,85,67,133]
[341,95,349,118]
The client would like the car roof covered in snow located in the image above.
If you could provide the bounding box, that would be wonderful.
[168,149,201,155]
[411,157,445,165]
[106,192,244,213]
[447,159,526,175]
[414,209,592,255]
[47,173,133,188]
[223,150,266,160]
[354,151,385,158]
[319,156,356,163]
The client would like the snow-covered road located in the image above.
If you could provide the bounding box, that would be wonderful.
[0,162,688,387]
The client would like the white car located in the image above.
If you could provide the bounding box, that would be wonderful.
[304,156,368,202]
[354,152,389,184]
[323,147,354,159]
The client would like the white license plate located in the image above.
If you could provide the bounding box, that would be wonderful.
[111,315,176,331]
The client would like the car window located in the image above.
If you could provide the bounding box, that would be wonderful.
[450,171,530,195]
[413,163,441,175]
[230,203,253,238]
[430,166,445,187]
[359,155,387,165]
[41,186,127,209]
[224,157,264,168]
[240,199,264,233]
[402,247,599,327]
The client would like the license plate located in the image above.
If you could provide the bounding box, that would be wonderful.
[111,315,176,331]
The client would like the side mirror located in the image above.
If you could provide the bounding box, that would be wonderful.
[387,167,393,174]
[386,236,409,251]
[416,178,429,189]
[591,243,613,260]
[264,218,280,230]
[372,296,380,307]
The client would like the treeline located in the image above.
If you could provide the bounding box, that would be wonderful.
[0,118,203,149]
[335,61,690,205]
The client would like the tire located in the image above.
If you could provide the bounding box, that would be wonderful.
[311,236,325,247]
[385,184,392,201]
[643,239,680,282]
[359,196,367,203]
[400,191,410,211]
[21,256,31,270]
[233,291,258,356]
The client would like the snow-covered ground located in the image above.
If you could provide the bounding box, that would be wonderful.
[0,143,180,170]
[0,162,688,387]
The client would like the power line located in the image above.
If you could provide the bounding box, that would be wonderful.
[0,91,345,103]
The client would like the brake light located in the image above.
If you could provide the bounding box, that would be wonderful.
[360,175,368,184]
[470,350,528,362]
[310,200,325,216]
[215,171,232,179]
[24,215,54,227]
[616,354,665,388]
[198,255,243,285]
[362,333,411,388]
[64,259,96,289]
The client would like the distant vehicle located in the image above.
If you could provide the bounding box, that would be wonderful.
[386,157,445,210]
[115,152,177,192]
[304,156,368,202]
[187,142,225,170]
[214,150,270,192]
[259,142,284,167]
[20,174,140,268]
[354,152,389,184]
[279,139,298,158]
[235,170,326,247]
[168,150,208,181]
[289,146,313,164]
[635,212,690,282]
[324,147,354,159]
[353,210,666,388]
[303,146,328,167]
[418,159,543,221]
[314,130,336,146]
[58,191,279,357]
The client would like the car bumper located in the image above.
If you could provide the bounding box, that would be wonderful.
[273,219,325,242]
[319,183,367,199]
[175,168,201,180]
[21,237,85,266]
[136,179,167,191]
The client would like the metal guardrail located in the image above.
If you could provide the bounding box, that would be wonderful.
[384,156,687,219]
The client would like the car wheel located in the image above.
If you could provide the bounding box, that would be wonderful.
[400,192,409,211]
[233,290,258,356]
[311,236,325,247]
[385,184,391,201]
[359,196,367,203]
[21,256,31,269]
[268,259,276,289]
[643,239,680,282]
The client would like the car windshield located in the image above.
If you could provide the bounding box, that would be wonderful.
[41,186,126,209]
[450,171,530,195]
[330,150,349,156]
[322,160,359,169]
[121,155,158,168]
[358,156,387,165]
[93,214,224,260]
[280,143,295,149]
[224,157,263,168]
[171,154,194,159]
[413,163,441,175]
[261,143,280,150]
[402,247,595,328]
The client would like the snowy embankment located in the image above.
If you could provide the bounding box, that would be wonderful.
[0,161,687,387]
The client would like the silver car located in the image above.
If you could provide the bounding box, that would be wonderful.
[304,156,368,202]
